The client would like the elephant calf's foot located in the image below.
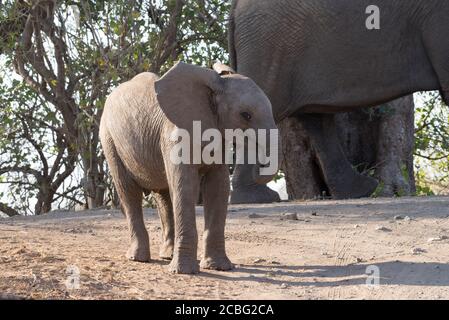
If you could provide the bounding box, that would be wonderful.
[126,242,150,262]
[159,241,174,260]
[230,184,281,204]
[168,255,199,274]
[200,255,234,271]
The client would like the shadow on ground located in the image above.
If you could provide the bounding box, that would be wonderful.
[200,261,449,287]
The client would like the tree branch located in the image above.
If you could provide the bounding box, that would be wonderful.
[0,202,20,217]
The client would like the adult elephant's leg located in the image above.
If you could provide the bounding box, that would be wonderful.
[297,113,378,199]
[153,190,174,260]
[421,18,449,106]
[230,163,281,204]
[200,166,233,271]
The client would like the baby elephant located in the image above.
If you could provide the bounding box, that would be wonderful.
[100,62,278,274]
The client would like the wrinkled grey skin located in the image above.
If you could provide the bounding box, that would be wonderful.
[100,62,278,274]
[229,0,449,203]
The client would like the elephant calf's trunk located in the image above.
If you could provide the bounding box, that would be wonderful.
[252,129,281,185]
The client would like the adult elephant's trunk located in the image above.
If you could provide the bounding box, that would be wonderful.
[230,126,282,204]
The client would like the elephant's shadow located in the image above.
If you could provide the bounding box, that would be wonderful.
[199,261,449,287]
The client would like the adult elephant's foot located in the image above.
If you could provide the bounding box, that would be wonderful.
[168,255,199,274]
[230,184,281,204]
[126,241,150,262]
[328,173,378,199]
[159,240,174,260]
[200,255,234,271]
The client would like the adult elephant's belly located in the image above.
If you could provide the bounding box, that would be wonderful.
[276,50,441,117]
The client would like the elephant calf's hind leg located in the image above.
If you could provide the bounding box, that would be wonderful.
[102,131,150,262]
[123,193,150,262]
[153,190,174,260]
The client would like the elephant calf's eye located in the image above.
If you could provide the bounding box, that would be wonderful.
[240,112,252,121]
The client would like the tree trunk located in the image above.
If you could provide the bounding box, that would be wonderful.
[82,158,106,209]
[279,117,327,200]
[375,96,416,195]
[34,180,54,215]
[80,114,106,209]
[282,96,416,199]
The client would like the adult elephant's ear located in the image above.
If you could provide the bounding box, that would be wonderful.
[155,62,224,132]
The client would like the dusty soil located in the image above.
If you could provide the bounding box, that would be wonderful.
[1,196,449,300]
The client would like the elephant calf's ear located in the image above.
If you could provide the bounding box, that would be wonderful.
[154,62,224,132]
[213,62,236,76]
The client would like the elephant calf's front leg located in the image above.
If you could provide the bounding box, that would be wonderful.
[200,166,233,271]
[167,167,201,274]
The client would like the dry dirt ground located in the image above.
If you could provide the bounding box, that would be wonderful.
[1,196,449,300]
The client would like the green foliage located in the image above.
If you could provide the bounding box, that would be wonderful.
[363,103,396,121]
[414,92,449,195]
[0,68,71,215]
[273,170,285,183]
[371,181,385,198]
[0,0,231,215]
[400,163,410,184]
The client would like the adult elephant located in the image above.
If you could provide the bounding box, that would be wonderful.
[229,0,449,203]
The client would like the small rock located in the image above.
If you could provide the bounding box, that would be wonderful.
[270,261,281,265]
[311,212,318,216]
[280,283,288,289]
[248,213,264,219]
[12,248,26,255]
[375,226,392,232]
[404,216,412,222]
[354,224,360,229]
[428,236,448,243]
[253,258,266,264]
[411,248,426,255]
[394,215,404,220]
[281,213,298,221]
